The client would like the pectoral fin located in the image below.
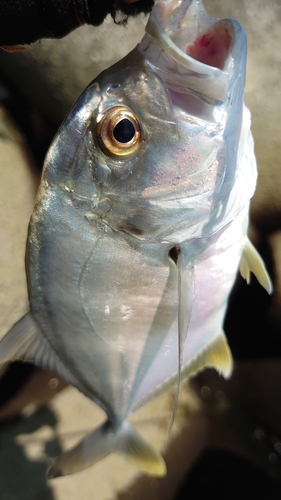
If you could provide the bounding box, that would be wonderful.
[239,238,273,294]
[48,420,166,479]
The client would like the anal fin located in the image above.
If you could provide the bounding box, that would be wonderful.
[239,237,273,294]
[48,420,166,479]
[182,330,233,380]
[133,330,233,412]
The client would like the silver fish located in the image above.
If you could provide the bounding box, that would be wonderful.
[0,0,272,478]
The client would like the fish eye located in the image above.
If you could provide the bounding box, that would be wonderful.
[96,106,141,157]
[113,118,135,143]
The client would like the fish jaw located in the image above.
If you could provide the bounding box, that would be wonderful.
[139,0,247,105]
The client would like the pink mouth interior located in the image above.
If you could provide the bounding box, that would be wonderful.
[187,22,233,70]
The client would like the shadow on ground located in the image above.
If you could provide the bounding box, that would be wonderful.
[0,407,62,500]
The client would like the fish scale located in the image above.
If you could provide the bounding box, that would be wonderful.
[0,0,272,480]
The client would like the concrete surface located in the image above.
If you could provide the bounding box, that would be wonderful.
[0,107,38,336]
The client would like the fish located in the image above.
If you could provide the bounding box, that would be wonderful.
[0,0,272,479]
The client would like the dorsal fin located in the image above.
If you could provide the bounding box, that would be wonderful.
[0,312,80,390]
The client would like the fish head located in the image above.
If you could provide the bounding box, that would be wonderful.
[42,0,250,245]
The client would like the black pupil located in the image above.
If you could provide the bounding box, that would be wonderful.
[113,118,135,143]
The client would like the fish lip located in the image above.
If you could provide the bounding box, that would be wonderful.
[145,0,223,78]
[139,0,246,105]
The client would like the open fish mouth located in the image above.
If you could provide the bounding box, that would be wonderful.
[139,0,244,105]
[146,0,233,70]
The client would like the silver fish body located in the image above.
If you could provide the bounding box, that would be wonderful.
[0,0,272,478]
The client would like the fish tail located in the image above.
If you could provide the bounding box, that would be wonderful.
[48,420,166,479]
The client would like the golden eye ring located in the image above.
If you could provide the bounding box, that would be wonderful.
[96,106,141,158]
